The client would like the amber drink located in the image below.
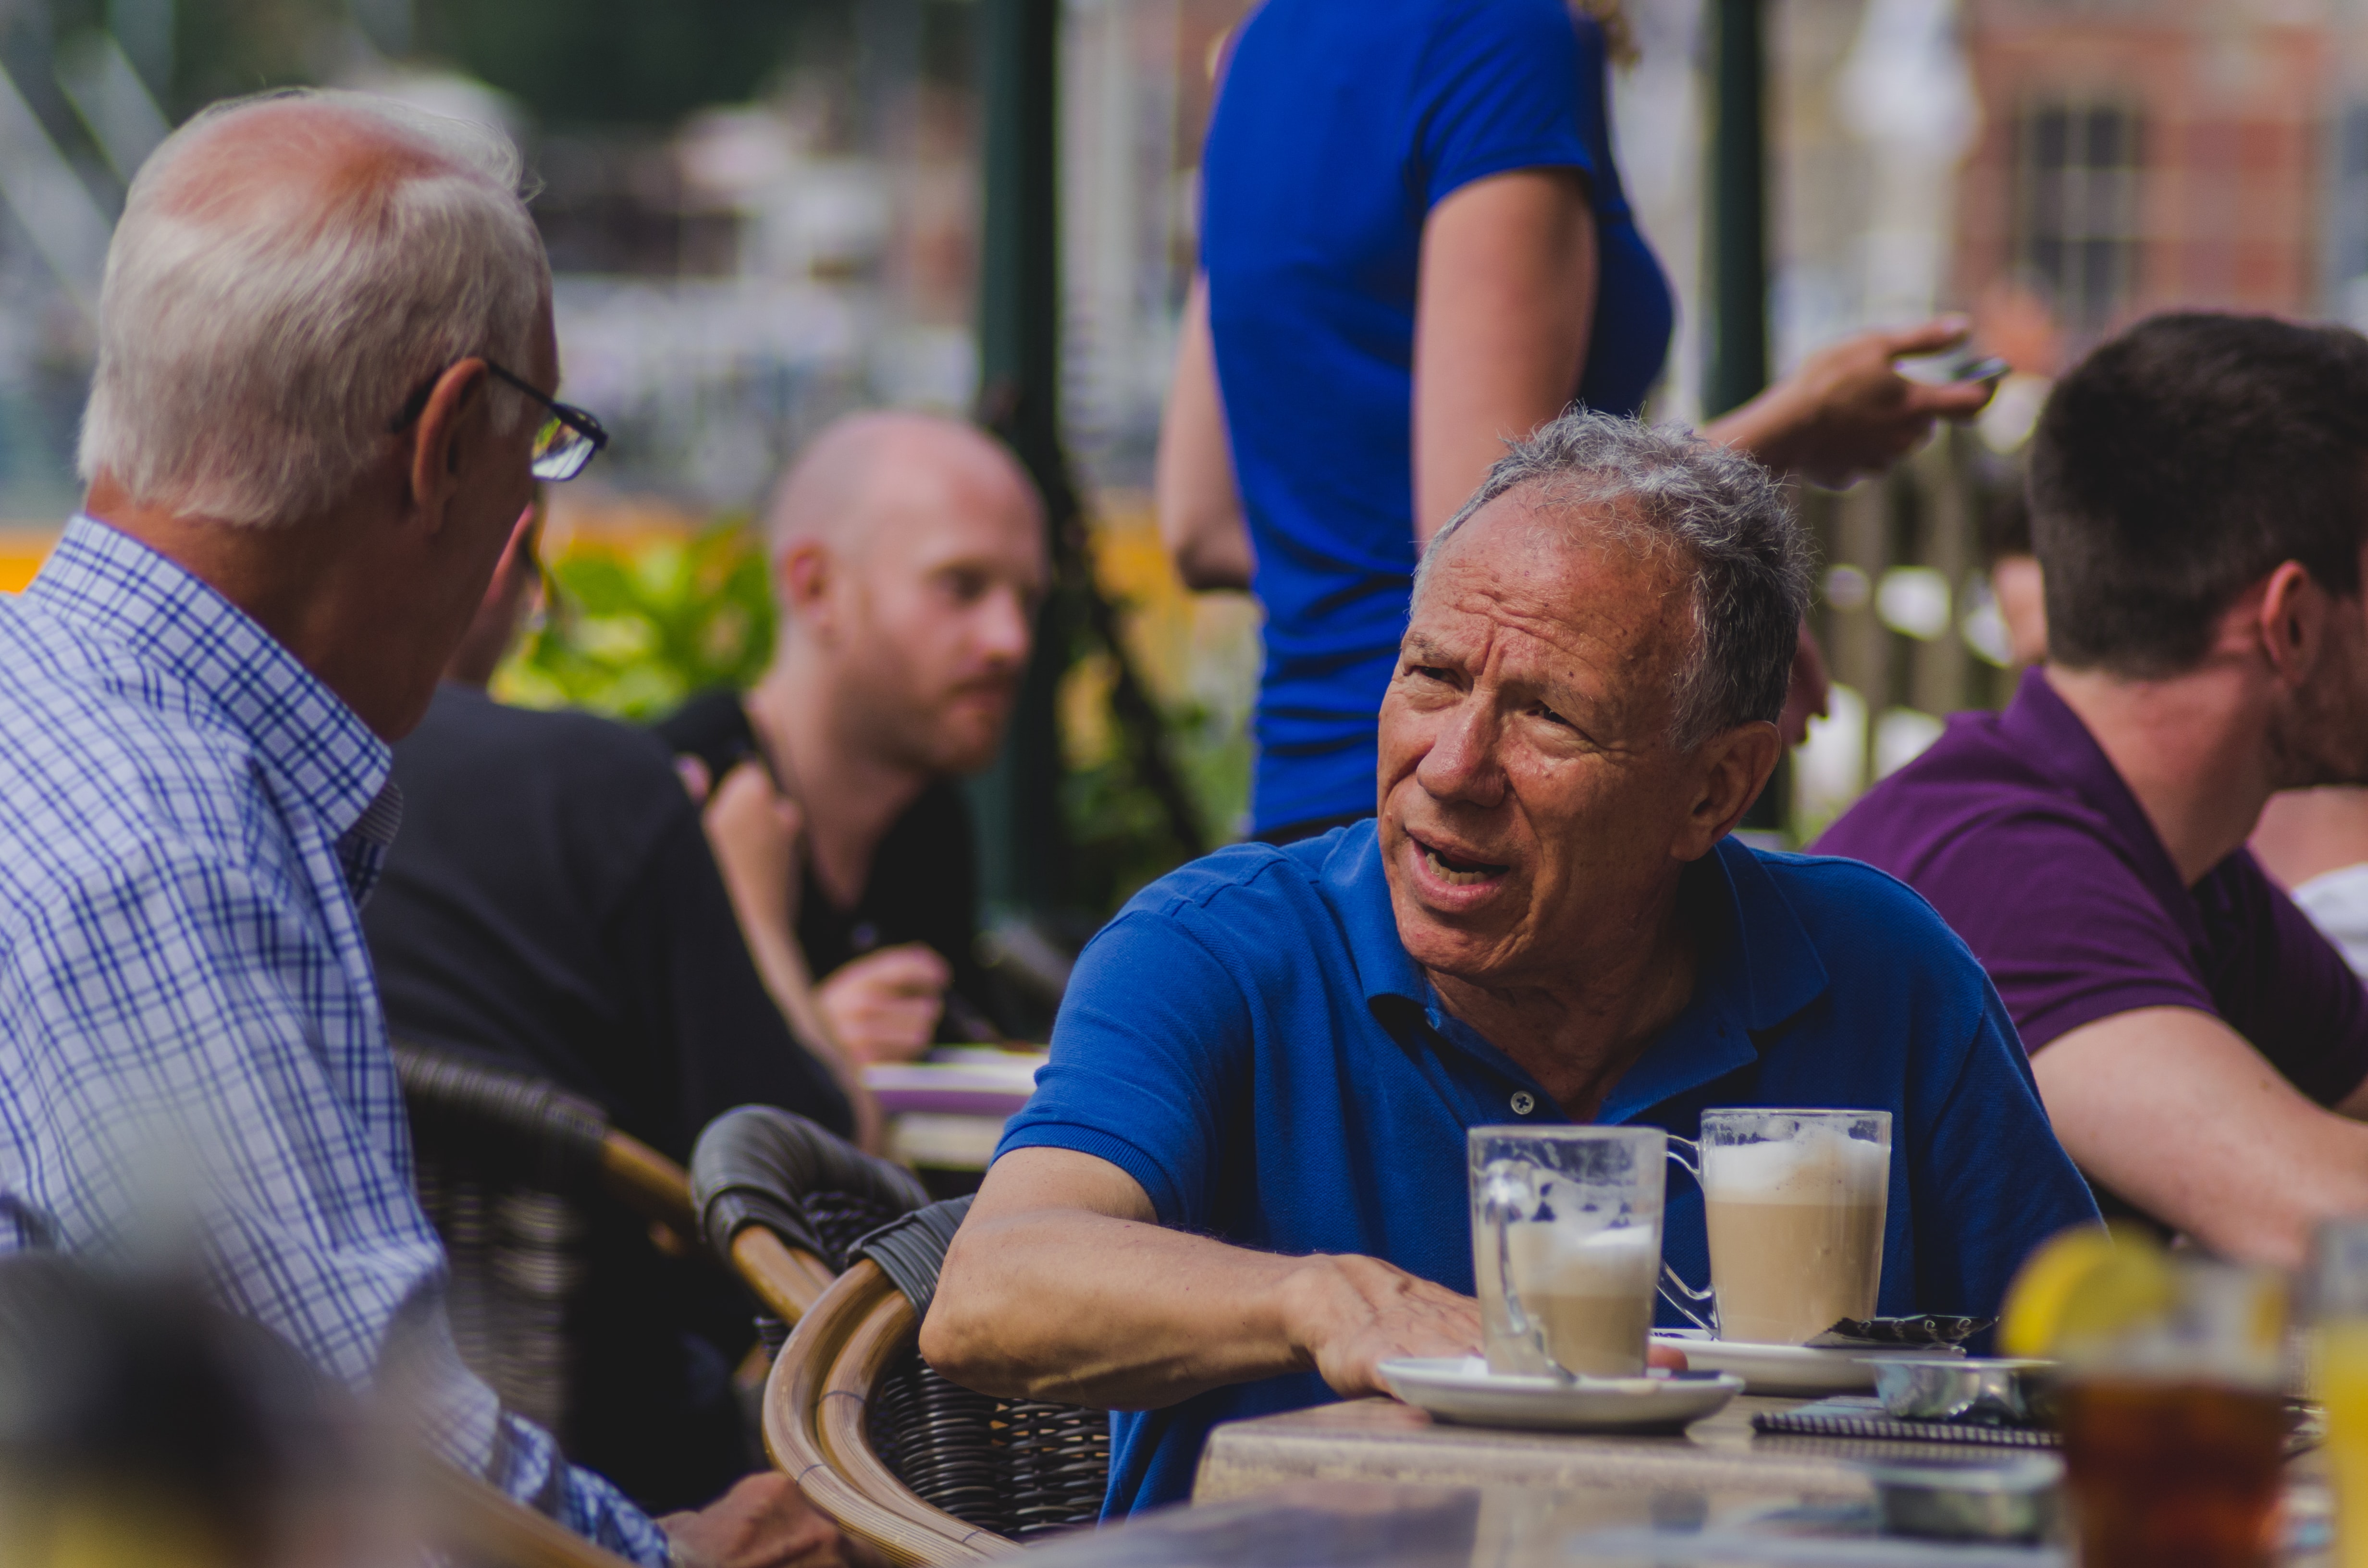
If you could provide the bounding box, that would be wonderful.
[2053,1255,2290,1568]
[2058,1380,2284,1568]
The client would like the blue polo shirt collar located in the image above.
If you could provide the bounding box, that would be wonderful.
[1324,827,1830,1122]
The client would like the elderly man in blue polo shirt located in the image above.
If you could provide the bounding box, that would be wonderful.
[924,411,2098,1515]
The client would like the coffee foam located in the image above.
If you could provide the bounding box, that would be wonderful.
[1509,1218,1660,1294]
[1701,1127,1888,1204]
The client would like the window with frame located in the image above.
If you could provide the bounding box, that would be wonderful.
[2012,100,2143,331]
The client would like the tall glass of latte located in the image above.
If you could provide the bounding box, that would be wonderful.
[1470,1126,1665,1378]
[1698,1109,1891,1345]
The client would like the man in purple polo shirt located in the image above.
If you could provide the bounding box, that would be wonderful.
[1818,313,2368,1266]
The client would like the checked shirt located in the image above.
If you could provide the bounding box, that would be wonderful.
[0,514,669,1564]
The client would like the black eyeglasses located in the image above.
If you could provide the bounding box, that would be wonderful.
[388,358,609,482]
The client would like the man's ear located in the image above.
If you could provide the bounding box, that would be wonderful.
[777,540,837,630]
[405,358,490,526]
[1677,720,1784,860]
[2255,560,2327,688]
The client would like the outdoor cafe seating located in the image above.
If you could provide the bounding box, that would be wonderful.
[384,1080,2350,1568]
[691,1106,1113,1562]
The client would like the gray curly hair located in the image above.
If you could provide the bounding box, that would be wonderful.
[1412,410,1812,751]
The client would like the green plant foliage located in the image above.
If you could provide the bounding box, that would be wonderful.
[1062,694,1248,916]
[495,520,775,720]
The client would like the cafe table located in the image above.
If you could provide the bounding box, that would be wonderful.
[863,1048,1044,1179]
[992,1395,2337,1567]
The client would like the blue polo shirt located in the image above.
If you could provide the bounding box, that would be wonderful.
[995,821,2098,1516]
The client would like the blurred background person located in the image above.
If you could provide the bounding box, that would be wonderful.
[1815,313,2368,1268]
[1157,0,1997,842]
[660,412,1049,1065]
[1982,489,2049,668]
[362,492,865,1510]
[2253,787,2368,975]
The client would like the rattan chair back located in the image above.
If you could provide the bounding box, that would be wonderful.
[691,1109,1110,1564]
[393,1041,699,1444]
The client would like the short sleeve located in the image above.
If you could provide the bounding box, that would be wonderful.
[1906,805,2217,1052]
[1413,0,1600,209]
[993,906,1256,1227]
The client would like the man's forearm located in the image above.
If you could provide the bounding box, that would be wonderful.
[924,1204,1318,1409]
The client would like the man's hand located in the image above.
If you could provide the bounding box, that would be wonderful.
[818,943,950,1065]
[659,1472,850,1568]
[1278,1253,1483,1398]
[1712,318,1997,490]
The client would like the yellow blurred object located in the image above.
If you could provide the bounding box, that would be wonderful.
[2324,1320,2368,1566]
[0,527,59,593]
[1997,1225,2172,1359]
[21,1487,231,1568]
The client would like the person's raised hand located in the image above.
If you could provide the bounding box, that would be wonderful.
[1719,318,1998,490]
[817,942,951,1065]
[659,1471,856,1568]
[704,760,806,935]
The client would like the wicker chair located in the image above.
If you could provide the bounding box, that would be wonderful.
[691,1107,1112,1565]
[392,1041,701,1451]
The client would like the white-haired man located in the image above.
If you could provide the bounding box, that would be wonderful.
[925,411,2098,1515]
[0,93,842,1565]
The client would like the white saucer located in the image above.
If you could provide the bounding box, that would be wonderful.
[1651,1330,1961,1396]
[1377,1357,1743,1432]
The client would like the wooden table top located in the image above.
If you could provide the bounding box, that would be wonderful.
[1152,1397,2332,1566]
[1195,1395,1990,1505]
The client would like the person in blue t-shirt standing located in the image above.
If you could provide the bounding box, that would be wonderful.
[1158,0,1998,840]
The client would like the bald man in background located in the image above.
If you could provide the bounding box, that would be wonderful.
[660,413,1049,1065]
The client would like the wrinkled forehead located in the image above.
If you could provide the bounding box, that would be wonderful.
[1413,489,1695,662]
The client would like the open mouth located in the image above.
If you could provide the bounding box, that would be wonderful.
[1411,832,1509,887]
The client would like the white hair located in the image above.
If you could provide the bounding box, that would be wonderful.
[1415,410,1812,751]
[77,88,550,527]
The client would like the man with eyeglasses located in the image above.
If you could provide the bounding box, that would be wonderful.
[0,91,849,1566]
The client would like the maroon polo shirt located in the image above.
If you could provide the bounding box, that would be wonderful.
[1814,668,2368,1108]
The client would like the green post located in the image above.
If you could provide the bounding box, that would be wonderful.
[970,0,1071,919]
[1703,0,1768,420]
[1703,0,1789,832]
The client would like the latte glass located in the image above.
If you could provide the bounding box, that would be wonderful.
[1469,1126,1666,1378]
[1688,1108,1891,1345]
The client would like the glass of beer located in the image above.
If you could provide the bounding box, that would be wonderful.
[2058,1255,2288,1568]
[1695,1108,1890,1345]
[2315,1218,2368,1568]
[1469,1126,1665,1378]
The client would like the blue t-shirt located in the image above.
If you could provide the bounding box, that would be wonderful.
[1202,0,1677,833]
[996,821,2099,1515]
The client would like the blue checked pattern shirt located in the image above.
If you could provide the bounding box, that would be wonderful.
[0,515,671,1565]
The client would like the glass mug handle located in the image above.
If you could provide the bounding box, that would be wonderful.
[1658,1136,1716,1333]
[1478,1162,1566,1379]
